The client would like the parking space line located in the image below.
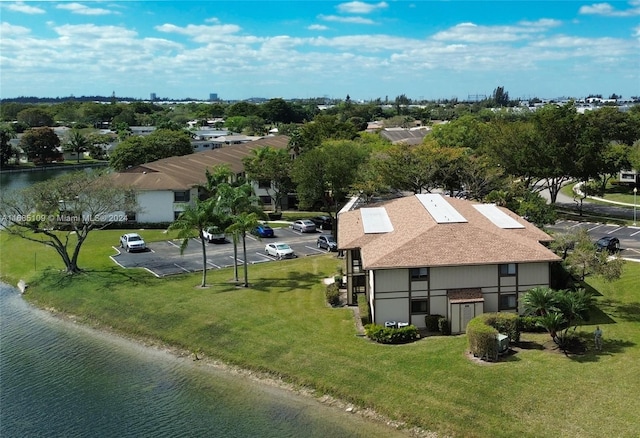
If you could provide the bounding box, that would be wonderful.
[631,230,640,237]
[607,227,623,234]
[167,240,180,248]
[587,224,603,232]
[206,261,221,269]
[569,222,584,228]
[307,245,325,253]
[174,263,190,273]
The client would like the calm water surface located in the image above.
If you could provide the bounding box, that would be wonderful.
[0,283,408,437]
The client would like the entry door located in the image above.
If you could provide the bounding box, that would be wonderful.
[461,304,474,333]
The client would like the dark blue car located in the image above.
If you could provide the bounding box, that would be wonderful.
[253,224,275,238]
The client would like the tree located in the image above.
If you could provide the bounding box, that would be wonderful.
[373,142,439,194]
[20,127,61,163]
[243,146,292,212]
[562,230,625,281]
[64,129,90,163]
[492,86,510,107]
[225,212,260,287]
[168,199,223,287]
[291,140,368,220]
[0,171,137,274]
[16,107,54,127]
[109,129,192,171]
[1,124,17,168]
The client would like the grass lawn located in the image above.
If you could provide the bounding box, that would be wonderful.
[1,229,639,437]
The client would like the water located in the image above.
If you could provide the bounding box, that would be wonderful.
[0,284,407,437]
[0,166,100,193]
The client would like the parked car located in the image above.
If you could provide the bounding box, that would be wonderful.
[120,233,146,252]
[596,236,620,253]
[291,219,317,233]
[252,224,275,238]
[316,234,337,251]
[265,242,295,259]
[203,226,226,243]
[310,215,333,230]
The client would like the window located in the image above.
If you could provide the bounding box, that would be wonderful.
[411,299,428,314]
[499,294,517,310]
[410,267,428,280]
[259,195,272,206]
[174,191,190,203]
[353,275,366,294]
[499,263,516,276]
[125,211,136,222]
[258,180,271,189]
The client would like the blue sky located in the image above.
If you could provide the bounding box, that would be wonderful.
[1,1,639,101]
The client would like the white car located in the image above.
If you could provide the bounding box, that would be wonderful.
[291,219,317,233]
[265,242,295,260]
[203,226,226,243]
[120,233,146,252]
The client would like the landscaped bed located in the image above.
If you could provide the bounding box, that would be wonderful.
[2,229,639,438]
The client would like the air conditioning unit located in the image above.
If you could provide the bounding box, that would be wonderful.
[497,333,510,355]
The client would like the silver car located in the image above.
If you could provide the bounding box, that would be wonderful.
[291,219,317,233]
[265,242,296,260]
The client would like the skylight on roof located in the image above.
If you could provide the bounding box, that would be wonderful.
[416,194,467,224]
[473,204,525,229]
[361,207,394,234]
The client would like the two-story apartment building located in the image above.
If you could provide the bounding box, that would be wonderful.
[338,194,561,334]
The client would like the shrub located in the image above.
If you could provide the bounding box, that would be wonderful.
[482,313,520,343]
[425,314,442,332]
[364,324,419,344]
[357,294,370,326]
[467,318,499,360]
[438,317,451,335]
[518,315,546,333]
[325,282,341,306]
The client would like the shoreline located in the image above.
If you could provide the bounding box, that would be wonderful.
[25,296,439,438]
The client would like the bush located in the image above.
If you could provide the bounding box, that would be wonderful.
[518,315,546,333]
[325,282,340,306]
[364,324,419,344]
[425,314,442,332]
[438,317,451,335]
[467,313,520,360]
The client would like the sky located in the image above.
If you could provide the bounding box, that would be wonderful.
[1,1,639,101]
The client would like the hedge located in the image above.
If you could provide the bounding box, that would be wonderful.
[364,324,419,344]
[467,313,520,361]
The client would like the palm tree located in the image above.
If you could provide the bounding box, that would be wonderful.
[522,286,558,316]
[225,212,260,287]
[216,182,263,284]
[66,129,90,163]
[168,199,218,287]
[536,313,566,344]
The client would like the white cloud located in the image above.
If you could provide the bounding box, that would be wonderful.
[318,14,375,24]
[337,1,388,14]
[0,22,31,36]
[579,2,640,17]
[5,2,45,14]
[56,3,116,16]
[432,22,547,43]
[308,24,329,31]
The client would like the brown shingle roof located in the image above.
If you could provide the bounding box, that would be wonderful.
[110,135,290,191]
[338,195,560,269]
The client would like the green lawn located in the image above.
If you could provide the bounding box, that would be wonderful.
[1,230,639,437]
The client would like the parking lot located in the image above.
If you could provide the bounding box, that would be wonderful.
[111,226,336,277]
[546,220,640,262]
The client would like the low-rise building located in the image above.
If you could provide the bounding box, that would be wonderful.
[338,194,561,334]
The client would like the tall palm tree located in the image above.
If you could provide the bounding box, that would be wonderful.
[226,212,260,287]
[217,182,263,283]
[168,199,218,287]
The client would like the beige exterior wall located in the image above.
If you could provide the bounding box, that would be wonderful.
[430,265,497,290]
[375,269,409,292]
[518,263,550,289]
[374,298,409,325]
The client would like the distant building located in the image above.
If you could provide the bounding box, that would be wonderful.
[150,93,157,101]
[209,93,218,101]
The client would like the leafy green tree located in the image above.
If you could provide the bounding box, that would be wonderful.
[242,146,292,212]
[522,287,558,316]
[20,127,61,163]
[373,142,439,194]
[16,107,54,127]
[563,230,625,281]
[291,140,368,219]
[109,129,192,170]
[225,212,261,287]
[0,171,137,274]
[1,124,17,168]
[259,98,300,124]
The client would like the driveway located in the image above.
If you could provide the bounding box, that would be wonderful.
[111,227,336,277]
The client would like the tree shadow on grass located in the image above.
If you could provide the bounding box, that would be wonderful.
[598,298,640,323]
[568,335,636,363]
[36,266,155,293]
[231,270,323,294]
